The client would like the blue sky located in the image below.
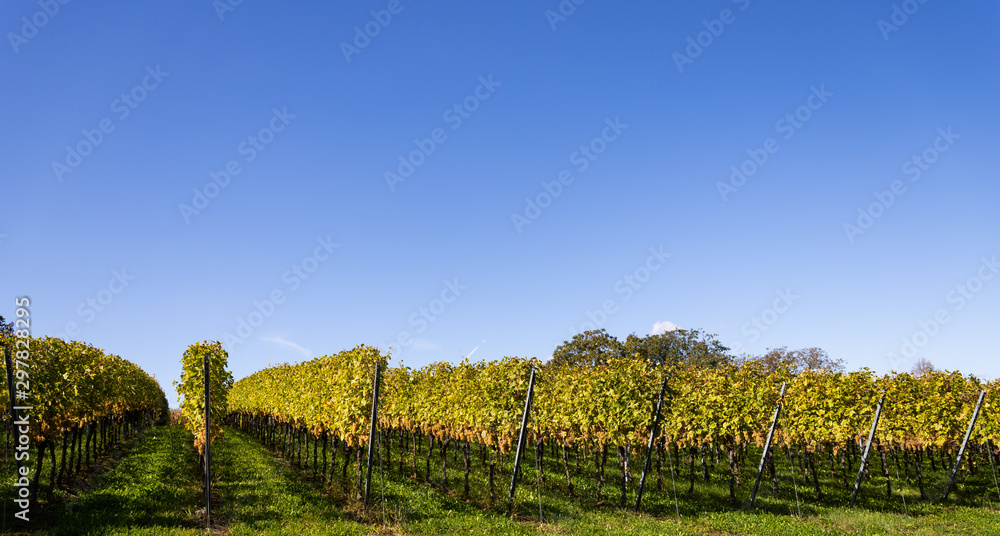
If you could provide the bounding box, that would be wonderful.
[2,1,998,406]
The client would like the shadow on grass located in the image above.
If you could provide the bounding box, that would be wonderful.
[222,425,1000,536]
[210,428,372,535]
[35,425,204,536]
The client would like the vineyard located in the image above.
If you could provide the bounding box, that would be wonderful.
[0,334,167,509]
[225,345,1000,514]
[1,334,999,534]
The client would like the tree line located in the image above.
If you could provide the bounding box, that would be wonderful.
[548,327,934,376]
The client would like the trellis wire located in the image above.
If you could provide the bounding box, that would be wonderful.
[666,442,680,522]
[534,441,543,523]
[378,424,386,525]
[889,447,909,517]
[987,439,1000,505]
[782,446,802,517]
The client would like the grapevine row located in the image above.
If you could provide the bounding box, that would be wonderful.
[174,341,233,456]
[226,350,1000,505]
[0,335,167,500]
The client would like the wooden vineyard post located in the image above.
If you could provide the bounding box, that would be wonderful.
[507,368,537,511]
[750,382,787,508]
[634,376,669,513]
[849,393,885,507]
[943,390,987,500]
[204,352,211,529]
[363,363,382,506]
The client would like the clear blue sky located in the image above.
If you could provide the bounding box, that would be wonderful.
[3,1,998,406]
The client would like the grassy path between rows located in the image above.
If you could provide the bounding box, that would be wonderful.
[217,425,535,535]
[211,425,371,535]
[27,424,374,536]
[227,424,1000,535]
[21,424,1000,535]
[31,424,204,535]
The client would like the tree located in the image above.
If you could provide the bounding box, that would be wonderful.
[0,315,12,338]
[739,346,844,375]
[910,357,935,377]
[549,329,622,367]
[623,328,730,368]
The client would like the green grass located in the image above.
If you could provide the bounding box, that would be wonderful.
[31,425,204,535]
[217,427,529,535]
[240,426,1000,535]
[17,425,1000,535]
[211,426,371,535]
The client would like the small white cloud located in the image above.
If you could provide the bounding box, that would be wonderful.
[260,335,313,359]
[650,320,680,335]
